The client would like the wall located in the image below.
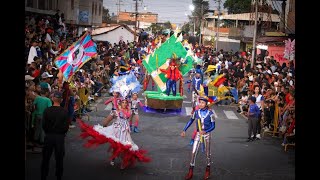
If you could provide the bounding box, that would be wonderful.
[92,27,134,44]
[217,41,240,52]
[58,0,79,24]
[57,0,102,26]
[118,12,158,23]
[25,0,59,15]
[267,45,290,66]
[243,25,254,38]
[286,0,295,34]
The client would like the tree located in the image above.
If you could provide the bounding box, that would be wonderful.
[147,23,164,34]
[102,7,111,23]
[223,0,252,14]
[181,23,191,34]
[163,21,172,30]
[190,0,210,35]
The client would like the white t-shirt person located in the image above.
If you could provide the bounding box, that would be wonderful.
[27,43,38,65]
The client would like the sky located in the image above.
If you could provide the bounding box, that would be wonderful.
[103,0,226,26]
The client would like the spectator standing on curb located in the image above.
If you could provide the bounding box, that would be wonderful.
[252,85,264,139]
[33,88,52,146]
[246,96,261,142]
[41,92,69,180]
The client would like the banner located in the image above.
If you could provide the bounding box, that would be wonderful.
[55,32,97,81]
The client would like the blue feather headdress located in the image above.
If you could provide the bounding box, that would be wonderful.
[109,71,142,99]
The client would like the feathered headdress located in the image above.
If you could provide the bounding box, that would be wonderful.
[170,52,183,68]
[109,71,142,99]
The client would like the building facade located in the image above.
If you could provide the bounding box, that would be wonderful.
[25,0,103,27]
[117,11,158,29]
[285,0,295,34]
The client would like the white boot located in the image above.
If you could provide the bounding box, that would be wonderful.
[256,134,261,139]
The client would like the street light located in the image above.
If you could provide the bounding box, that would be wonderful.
[189,4,195,11]
[199,0,209,46]
[189,4,196,36]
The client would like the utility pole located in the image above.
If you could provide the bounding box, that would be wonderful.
[134,0,139,42]
[281,0,286,32]
[215,0,221,51]
[251,0,258,68]
[194,17,196,36]
[116,0,124,23]
[199,3,203,45]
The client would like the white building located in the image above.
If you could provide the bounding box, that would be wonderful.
[91,24,134,44]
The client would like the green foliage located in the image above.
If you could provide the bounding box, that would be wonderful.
[223,0,252,14]
[191,0,210,33]
[163,21,172,30]
[181,23,191,34]
[147,23,164,34]
[102,7,111,23]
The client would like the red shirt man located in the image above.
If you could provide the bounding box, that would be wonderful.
[160,61,182,81]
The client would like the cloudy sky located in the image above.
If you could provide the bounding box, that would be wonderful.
[103,0,226,25]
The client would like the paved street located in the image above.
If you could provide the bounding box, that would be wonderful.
[26,89,295,180]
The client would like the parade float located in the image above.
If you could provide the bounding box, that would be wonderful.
[142,33,194,111]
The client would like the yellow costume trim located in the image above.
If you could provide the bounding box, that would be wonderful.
[204,65,217,73]
[210,74,224,86]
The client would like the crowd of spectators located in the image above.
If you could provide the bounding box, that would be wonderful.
[25,11,295,153]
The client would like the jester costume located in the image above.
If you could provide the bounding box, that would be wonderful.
[182,97,216,180]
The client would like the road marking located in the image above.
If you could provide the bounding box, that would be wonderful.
[211,109,218,119]
[223,110,239,119]
[183,101,191,104]
[185,107,192,116]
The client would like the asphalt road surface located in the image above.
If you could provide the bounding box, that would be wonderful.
[26,86,294,180]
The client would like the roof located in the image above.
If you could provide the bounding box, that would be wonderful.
[92,24,134,36]
[206,13,280,22]
[256,36,287,43]
[206,27,230,33]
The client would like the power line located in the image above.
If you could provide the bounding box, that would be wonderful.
[270,0,294,34]
[272,0,295,27]
[116,0,124,23]
[216,0,221,50]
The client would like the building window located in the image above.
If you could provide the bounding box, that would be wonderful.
[71,0,74,10]
[38,0,45,10]
[26,0,33,7]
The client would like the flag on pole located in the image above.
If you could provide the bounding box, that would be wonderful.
[54,32,97,81]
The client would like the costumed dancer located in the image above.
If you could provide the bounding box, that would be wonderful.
[181,96,216,180]
[159,57,182,96]
[129,92,145,133]
[103,91,121,124]
[191,72,203,114]
[78,70,149,169]
[185,75,192,93]
[189,82,203,146]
